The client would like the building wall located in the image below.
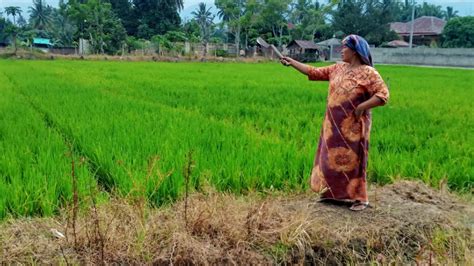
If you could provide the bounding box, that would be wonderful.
[50,48,77,55]
[372,48,474,68]
[399,35,440,47]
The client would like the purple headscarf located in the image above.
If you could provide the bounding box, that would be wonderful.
[342,35,373,67]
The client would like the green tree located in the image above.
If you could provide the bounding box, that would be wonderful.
[260,0,292,48]
[397,0,449,22]
[0,17,13,44]
[442,16,474,48]
[215,0,245,56]
[4,6,21,25]
[4,6,22,53]
[192,2,214,56]
[240,0,260,48]
[331,0,400,46]
[417,2,444,18]
[289,0,337,41]
[133,0,184,39]
[49,1,76,47]
[17,14,28,28]
[332,0,369,36]
[68,0,127,54]
[444,6,458,21]
[29,0,53,32]
[364,0,401,45]
[151,31,186,55]
[182,19,201,43]
[109,0,136,35]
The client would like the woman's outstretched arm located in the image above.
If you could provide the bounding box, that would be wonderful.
[280,56,311,76]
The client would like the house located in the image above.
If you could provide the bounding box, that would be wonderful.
[383,40,413,48]
[316,37,342,60]
[33,38,53,51]
[390,16,446,46]
[255,37,273,58]
[286,40,321,62]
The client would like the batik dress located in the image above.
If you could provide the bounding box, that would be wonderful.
[308,62,389,203]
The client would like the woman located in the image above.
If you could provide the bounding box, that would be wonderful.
[280,35,389,211]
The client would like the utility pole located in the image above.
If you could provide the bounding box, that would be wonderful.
[409,0,415,48]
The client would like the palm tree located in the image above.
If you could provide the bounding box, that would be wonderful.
[174,0,184,11]
[29,0,53,31]
[444,6,458,21]
[4,6,22,54]
[192,2,214,56]
[5,6,21,25]
[215,0,245,56]
[50,8,75,47]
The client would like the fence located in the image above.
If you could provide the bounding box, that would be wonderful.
[372,47,474,68]
[130,42,239,57]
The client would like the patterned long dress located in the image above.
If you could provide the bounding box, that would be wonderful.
[308,63,389,203]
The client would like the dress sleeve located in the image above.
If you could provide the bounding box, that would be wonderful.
[367,68,389,104]
[308,64,337,81]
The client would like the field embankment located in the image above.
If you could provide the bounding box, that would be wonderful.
[0,181,472,264]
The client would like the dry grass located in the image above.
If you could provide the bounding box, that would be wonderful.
[0,181,472,264]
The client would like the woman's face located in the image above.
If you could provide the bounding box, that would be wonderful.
[341,45,356,63]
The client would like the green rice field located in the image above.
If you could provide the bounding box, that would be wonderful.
[0,60,472,218]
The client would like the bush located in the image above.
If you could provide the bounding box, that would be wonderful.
[215,49,228,57]
[442,16,474,48]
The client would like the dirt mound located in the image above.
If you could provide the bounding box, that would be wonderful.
[0,181,472,264]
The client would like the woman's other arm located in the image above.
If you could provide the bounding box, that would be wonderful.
[355,68,390,119]
[354,96,385,119]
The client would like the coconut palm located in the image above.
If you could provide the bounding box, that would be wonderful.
[174,0,184,11]
[4,6,22,54]
[4,6,21,25]
[192,2,214,56]
[29,0,53,31]
[444,6,459,21]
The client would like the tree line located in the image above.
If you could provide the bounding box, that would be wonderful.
[0,0,472,56]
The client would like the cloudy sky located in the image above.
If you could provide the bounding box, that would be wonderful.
[1,0,473,20]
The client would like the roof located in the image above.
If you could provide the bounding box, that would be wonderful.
[33,38,52,45]
[287,40,319,49]
[316,37,341,46]
[386,40,411,47]
[256,37,270,48]
[287,22,295,30]
[390,16,446,36]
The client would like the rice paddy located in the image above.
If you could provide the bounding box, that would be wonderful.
[0,60,472,218]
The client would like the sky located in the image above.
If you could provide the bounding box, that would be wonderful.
[1,0,473,21]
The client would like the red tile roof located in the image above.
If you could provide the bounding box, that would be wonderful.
[386,40,411,47]
[390,16,446,36]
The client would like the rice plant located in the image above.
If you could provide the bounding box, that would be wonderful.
[0,60,472,217]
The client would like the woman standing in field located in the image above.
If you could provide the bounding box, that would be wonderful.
[280,35,389,211]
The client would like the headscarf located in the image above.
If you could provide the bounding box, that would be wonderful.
[342,35,373,67]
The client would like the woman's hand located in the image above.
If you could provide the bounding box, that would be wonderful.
[354,105,366,120]
[355,96,385,119]
[280,57,292,67]
[280,57,311,75]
